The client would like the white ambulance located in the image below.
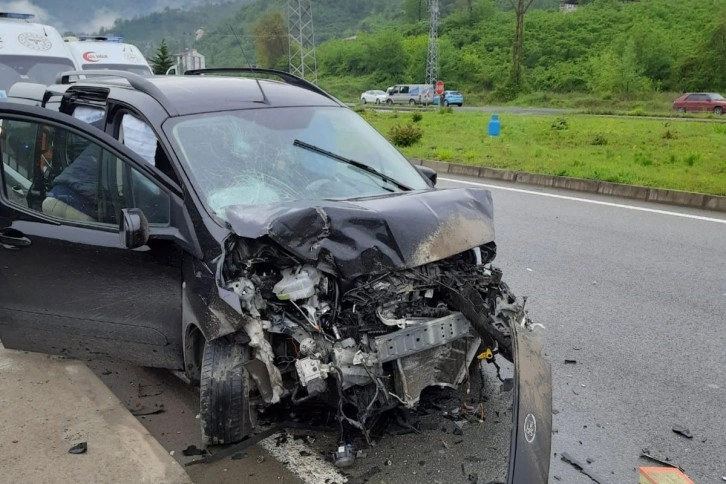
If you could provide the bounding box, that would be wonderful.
[0,12,78,98]
[64,35,153,77]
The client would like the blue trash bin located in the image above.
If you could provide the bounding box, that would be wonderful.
[488,114,501,137]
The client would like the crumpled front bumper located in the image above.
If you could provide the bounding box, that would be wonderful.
[506,321,552,483]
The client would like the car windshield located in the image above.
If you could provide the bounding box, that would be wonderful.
[449,91,462,96]
[0,55,76,91]
[81,64,153,77]
[708,93,725,100]
[372,90,385,95]
[165,106,429,217]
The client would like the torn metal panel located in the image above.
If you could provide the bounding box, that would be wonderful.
[393,335,481,407]
[224,188,495,278]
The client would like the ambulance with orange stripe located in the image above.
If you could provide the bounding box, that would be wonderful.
[64,35,153,77]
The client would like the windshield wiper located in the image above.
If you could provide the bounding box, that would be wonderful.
[293,139,412,191]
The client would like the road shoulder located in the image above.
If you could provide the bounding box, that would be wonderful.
[0,345,191,484]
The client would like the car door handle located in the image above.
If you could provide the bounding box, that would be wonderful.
[0,228,31,249]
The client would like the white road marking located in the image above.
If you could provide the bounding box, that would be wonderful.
[259,432,348,483]
[439,177,726,224]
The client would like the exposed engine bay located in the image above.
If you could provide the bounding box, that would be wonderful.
[219,235,530,442]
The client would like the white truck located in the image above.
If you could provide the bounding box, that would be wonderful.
[0,12,78,98]
[64,35,153,77]
[385,84,434,105]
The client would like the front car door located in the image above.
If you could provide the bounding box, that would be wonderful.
[0,103,186,368]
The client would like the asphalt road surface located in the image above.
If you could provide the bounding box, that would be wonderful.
[91,175,726,483]
[438,175,726,483]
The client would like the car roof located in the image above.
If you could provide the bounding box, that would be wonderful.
[63,75,343,116]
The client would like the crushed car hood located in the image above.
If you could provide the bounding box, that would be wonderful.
[225,188,495,278]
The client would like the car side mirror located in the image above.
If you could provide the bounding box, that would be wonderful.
[120,208,149,249]
[417,166,437,187]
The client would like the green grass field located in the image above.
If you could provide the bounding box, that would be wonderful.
[360,109,726,196]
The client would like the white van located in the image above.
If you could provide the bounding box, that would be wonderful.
[385,84,434,105]
[0,13,78,97]
[64,35,153,77]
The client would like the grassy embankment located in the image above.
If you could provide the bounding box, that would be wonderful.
[360,109,726,196]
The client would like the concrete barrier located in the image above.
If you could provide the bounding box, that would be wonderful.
[412,159,726,213]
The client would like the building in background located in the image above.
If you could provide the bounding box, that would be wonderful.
[168,48,206,75]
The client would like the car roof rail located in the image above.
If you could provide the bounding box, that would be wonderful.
[55,70,176,115]
[183,67,342,104]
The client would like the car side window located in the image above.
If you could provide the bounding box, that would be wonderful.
[0,117,170,226]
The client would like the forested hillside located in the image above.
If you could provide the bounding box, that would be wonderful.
[95,0,726,102]
[317,0,726,99]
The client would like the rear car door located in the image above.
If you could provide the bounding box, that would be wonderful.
[0,103,185,368]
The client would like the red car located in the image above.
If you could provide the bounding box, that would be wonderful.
[672,92,726,114]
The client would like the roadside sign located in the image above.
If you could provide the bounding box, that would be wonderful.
[435,80,444,96]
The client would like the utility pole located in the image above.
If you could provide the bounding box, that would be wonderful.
[288,0,317,84]
[425,0,439,89]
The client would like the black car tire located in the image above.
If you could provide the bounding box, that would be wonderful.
[458,103,463,107]
[386,99,393,105]
[362,98,367,104]
[677,107,687,113]
[409,99,416,105]
[375,99,381,104]
[444,100,449,107]
[199,337,253,445]
[714,106,723,115]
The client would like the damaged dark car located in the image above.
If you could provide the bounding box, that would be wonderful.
[0,69,551,481]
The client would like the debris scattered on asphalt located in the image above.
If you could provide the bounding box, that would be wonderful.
[564,359,577,364]
[185,427,279,467]
[356,450,368,459]
[256,455,265,463]
[101,370,112,375]
[553,476,561,481]
[468,472,479,483]
[182,445,207,457]
[441,439,451,450]
[361,466,381,480]
[68,442,87,454]
[560,452,606,483]
[170,450,175,456]
[11,440,18,444]
[418,460,426,466]
[138,383,164,398]
[500,379,514,392]
[384,459,392,466]
[552,409,560,415]
[465,456,483,463]
[672,425,693,439]
[586,458,595,464]
[299,450,312,457]
[130,405,165,416]
[231,452,246,460]
[640,449,684,472]
[453,428,464,436]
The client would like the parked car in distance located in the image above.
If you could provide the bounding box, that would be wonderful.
[360,89,387,104]
[672,92,726,114]
[433,90,464,107]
